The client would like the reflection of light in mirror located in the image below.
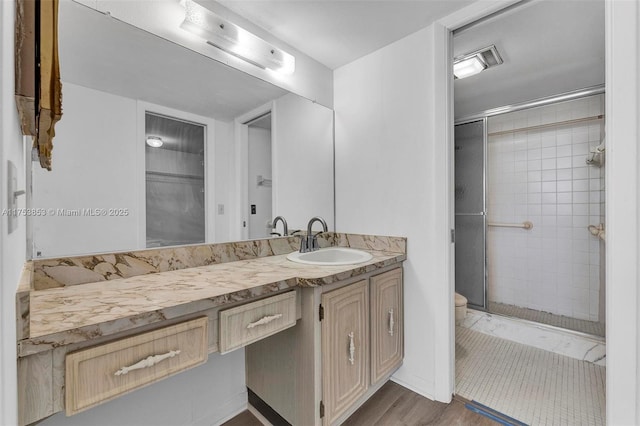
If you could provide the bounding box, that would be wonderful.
[181,1,209,39]
[180,0,295,75]
[278,54,296,75]
[266,68,288,82]
[146,136,164,148]
[233,26,259,61]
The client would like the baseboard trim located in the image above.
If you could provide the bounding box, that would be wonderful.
[247,388,291,426]
[390,376,439,402]
[248,404,274,426]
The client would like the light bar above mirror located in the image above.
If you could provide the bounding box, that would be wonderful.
[180,0,295,75]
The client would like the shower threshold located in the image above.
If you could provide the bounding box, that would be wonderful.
[488,301,605,338]
[460,309,605,365]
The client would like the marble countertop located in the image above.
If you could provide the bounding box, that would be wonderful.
[24,249,404,353]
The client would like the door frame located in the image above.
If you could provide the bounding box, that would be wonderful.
[234,102,275,241]
[136,101,216,248]
[434,0,640,423]
[429,0,523,402]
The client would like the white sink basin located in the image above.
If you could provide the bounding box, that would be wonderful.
[286,247,373,266]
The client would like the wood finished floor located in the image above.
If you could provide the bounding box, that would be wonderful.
[222,410,263,426]
[223,381,496,426]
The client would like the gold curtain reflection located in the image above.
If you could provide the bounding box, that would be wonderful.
[15,0,62,171]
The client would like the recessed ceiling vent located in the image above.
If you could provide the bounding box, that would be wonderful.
[454,45,503,79]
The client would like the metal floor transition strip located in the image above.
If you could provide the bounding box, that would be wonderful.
[465,400,529,426]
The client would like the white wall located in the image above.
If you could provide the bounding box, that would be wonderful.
[1,1,26,424]
[248,126,272,238]
[273,93,334,232]
[486,95,605,321]
[215,120,235,242]
[334,26,453,400]
[32,82,139,257]
[32,83,235,257]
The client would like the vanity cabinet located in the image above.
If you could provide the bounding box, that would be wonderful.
[246,266,404,426]
[65,317,209,416]
[18,233,405,426]
[17,290,300,425]
[219,291,298,354]
[370,268,403,383]
[321,280,369,425]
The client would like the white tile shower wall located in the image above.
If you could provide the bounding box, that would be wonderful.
[487,95,604,321]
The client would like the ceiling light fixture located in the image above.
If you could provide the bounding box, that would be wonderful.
[453,56,486,79]
[146,136,164,148]
[180,0,295,75]
[453,45,503,79]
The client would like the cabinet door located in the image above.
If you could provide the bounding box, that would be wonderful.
[322,280,369,425]
[370,268,403,384]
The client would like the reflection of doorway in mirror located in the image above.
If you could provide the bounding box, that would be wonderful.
[145,112,206,247]
[247,113,272,239]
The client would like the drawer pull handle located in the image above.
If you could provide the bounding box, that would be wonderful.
[114,350,181,376]
[348,332,355,365]
[247,314,283,329]
[389,308,395,336]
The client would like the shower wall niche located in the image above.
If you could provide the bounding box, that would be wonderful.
[486,94,605,322]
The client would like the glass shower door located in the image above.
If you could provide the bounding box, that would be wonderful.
[454,120,486,309]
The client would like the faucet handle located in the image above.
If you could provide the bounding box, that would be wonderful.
[298,235,309,253]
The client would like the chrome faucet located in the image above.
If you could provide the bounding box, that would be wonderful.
[272,216,288,237]
[299,216,328,253]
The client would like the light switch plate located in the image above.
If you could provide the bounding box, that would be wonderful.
[7,160,18,234]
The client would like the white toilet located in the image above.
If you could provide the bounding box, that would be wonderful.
[455,292,468,325]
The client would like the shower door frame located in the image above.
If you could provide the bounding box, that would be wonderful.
[454,117,488,310]
[455,85,605,314]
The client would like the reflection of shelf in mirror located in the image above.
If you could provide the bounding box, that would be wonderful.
[146,171,204,181]
[257,175,272,187]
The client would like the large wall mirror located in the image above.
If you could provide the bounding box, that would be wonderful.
[29,0,334,258]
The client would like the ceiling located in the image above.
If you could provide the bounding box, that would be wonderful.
[217,0,475,69]
[453,0,605,118]
[59,0,478,120]
[60,0,604,122]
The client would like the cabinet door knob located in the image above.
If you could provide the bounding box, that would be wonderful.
[388,309,395,336]
[348,332,355,365]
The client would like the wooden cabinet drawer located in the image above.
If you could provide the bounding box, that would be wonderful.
[65,317,208,416]
[219,291,297,354]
